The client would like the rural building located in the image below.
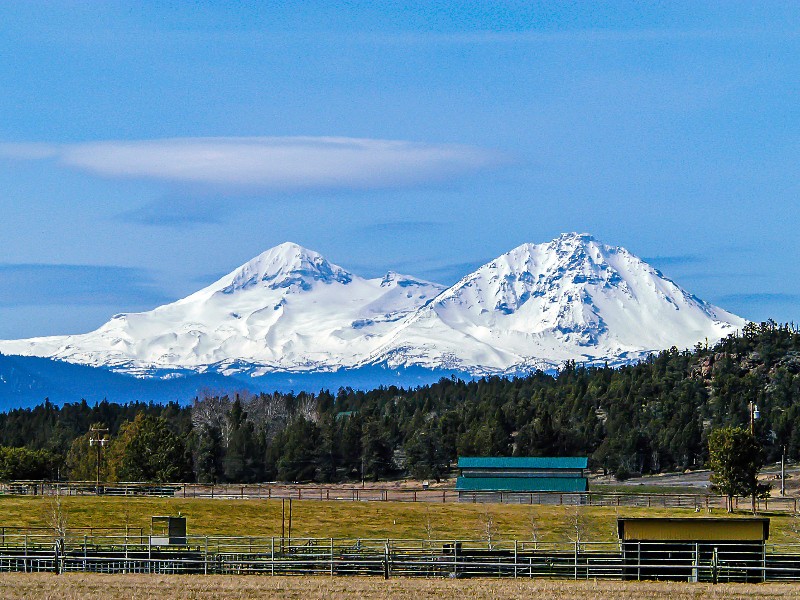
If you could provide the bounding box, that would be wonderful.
[150,515,187,546]
[455,456,588,501]
[618,517,770,582]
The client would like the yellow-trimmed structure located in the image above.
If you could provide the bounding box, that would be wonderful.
[617,517,769,583]
[617,517,769,542]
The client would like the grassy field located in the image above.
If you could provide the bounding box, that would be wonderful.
[0,574,798,600]
[1,495,799,544]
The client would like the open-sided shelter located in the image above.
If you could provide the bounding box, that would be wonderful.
[618,517,769,582]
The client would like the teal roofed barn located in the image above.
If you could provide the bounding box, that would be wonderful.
[456,456,589,499]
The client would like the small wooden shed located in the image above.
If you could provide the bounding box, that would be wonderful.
[618,517,769,582]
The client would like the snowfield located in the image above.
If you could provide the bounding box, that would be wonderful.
[0,234,745,378]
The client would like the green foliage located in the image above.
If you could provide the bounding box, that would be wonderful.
[0,446,59,480]
[708,426,771,510]
[361,420,394,481]
[1,320,799,485]
[108,414,191,483]
[404,424,448,482]
[271,417,321,482]
[64,423,110,481]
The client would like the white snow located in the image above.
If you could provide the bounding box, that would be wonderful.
[0,234,745,376]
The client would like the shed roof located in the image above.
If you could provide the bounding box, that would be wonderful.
[457,456,588,470]
[617,518,770,542]
[456,476,588,493]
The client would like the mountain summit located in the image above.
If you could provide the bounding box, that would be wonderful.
[0,235,744,377]
[365,233,742,373]
[217,242,353,294]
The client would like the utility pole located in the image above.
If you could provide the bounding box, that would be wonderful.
[749,401,760,435]
[748,402,760,514]
[88,427,109,494]
[781,445,786,497]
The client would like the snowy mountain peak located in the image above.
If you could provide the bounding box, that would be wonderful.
[219,242,353,294]
[0,234,745,378]
[367,233,744,373]
[379,271,437,289]
[555,231,596,243]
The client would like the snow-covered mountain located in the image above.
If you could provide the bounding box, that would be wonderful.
[0,234,745,377]
[0,242,445,376]
[365,233,743,373]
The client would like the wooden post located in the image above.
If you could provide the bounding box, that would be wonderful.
[288,498,293,549]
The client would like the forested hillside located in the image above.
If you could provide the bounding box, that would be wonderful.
[0,321,798,483]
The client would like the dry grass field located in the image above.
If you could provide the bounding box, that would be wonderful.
[0,574,798,600]
[0,495,798,544]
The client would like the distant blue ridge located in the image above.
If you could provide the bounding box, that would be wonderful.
[0,354,481,410]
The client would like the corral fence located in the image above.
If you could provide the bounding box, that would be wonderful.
[0,534,799,582]
[1,481,798,514]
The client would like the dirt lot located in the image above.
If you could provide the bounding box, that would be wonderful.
[0,574,799,600]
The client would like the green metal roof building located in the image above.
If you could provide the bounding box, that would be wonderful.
[456,456,589,496]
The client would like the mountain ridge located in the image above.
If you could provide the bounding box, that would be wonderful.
[0,233,745,379]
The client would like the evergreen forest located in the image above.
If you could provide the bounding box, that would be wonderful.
[1,321,799,484]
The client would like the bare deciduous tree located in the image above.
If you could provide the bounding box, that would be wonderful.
[566,504,587,551]
[527,509,540,550]
[46,489,69,541]
[423,506,435,549]
[479,507,499,550]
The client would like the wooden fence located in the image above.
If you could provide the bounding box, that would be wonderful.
[1,481,798,514]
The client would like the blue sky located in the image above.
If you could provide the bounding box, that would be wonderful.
[0,2,798,338]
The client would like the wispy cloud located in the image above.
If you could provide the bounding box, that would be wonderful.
[416,260,489,284]
[119,196,228,227]
[347,28,800,47]
[0,264,170,307]
[720,292,800,304]
[644,254,704,267]
[0,137,505,191]
[355,220,445,235]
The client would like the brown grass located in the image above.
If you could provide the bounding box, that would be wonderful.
[1,495,798,544]
[0,574,798,600]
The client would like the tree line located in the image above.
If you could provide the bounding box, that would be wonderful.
[0,320,798,484]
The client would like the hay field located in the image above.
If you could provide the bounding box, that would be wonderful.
[0,574,798,600]
[1,495,798,544]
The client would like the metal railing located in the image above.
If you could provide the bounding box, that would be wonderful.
[0,534,798,581]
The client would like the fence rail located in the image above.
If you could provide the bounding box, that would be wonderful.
[0,535,798,582]
[1,481,797,513]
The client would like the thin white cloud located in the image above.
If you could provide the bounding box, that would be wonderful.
[0,137,504,190]
[0,142,60,160]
